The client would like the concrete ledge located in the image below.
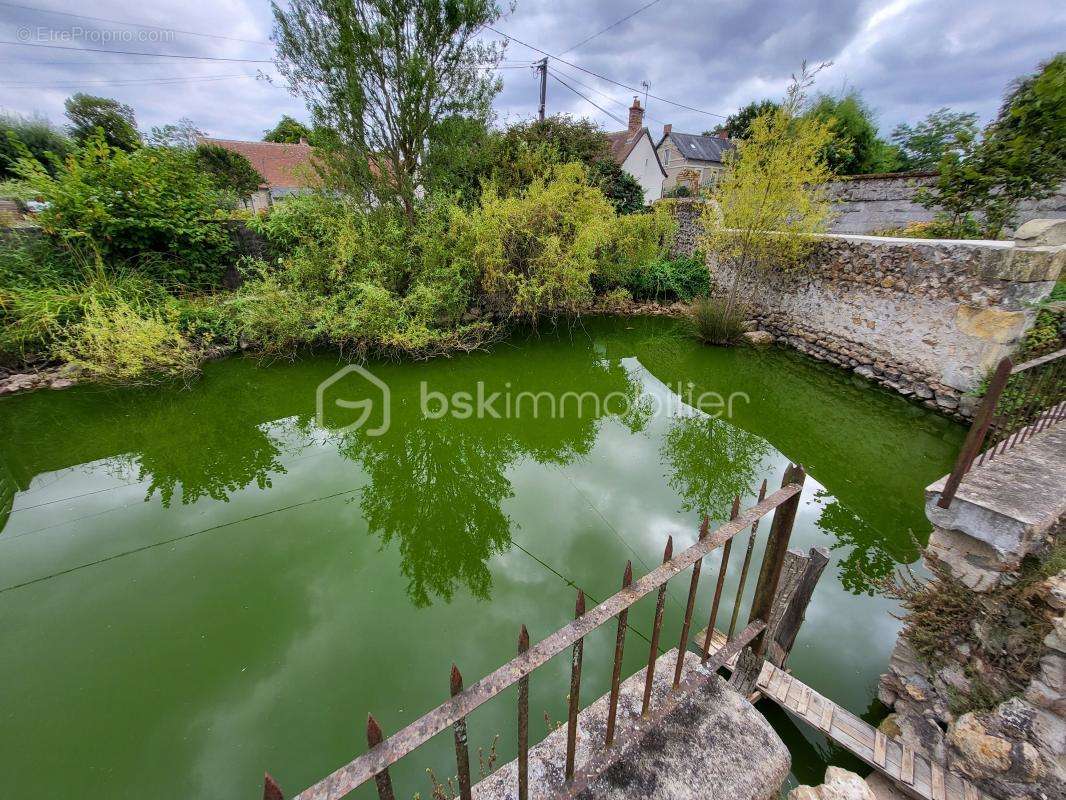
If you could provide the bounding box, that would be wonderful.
[926,422,1066,562]
[472,648,789,800]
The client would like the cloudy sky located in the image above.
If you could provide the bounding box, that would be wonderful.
[0,0,1063,142]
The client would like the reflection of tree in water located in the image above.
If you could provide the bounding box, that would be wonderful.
[0,461,14,535]
[814,490,918,596]
[341,422,517,608]
[660,415,770,520]
[135,423,287,507]
[122,394,291,508]
[337,350,647,608]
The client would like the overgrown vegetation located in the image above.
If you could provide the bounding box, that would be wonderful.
[919,52,1066,238]
[683,295,745,345]
[882,533,1064,715]
[696,63,836,345]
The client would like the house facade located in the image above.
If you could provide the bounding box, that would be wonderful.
[655,127,735,195]
[606,98,666,205]
[201,137,319,212]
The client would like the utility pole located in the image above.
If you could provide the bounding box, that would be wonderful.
[536,57,548,121]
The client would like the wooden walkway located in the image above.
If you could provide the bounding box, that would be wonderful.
[696,628,992,800]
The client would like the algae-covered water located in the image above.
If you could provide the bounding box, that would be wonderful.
[0,316,965,798]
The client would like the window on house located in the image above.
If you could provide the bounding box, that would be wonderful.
[663,149,670,166]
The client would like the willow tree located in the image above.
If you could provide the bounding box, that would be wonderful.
[271,0,504,220]
[700,63,836,324]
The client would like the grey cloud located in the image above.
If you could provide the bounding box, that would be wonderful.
[1,0,1062,143]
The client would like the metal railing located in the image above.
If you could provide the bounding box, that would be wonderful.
[938,347,1066,509]
[263,464,808,800]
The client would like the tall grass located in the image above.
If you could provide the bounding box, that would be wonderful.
[683,296,746,346]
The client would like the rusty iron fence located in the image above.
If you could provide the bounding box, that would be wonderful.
[938,347,1066,509]
[263,464,808,800]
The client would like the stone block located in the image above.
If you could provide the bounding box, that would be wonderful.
[954,305,1028,344]
[1014,219,1066,247]
[788,767,875,800]
[471,648,789,800]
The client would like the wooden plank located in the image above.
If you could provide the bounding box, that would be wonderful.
[900,742,914,785]
[756,660,774,689]
[795,685,810,716]
[931,762,945,800]
[819,699,834,732]
[774,673,793,704]
[873,731,887,769]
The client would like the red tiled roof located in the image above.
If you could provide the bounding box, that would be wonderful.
[201,138,319,189]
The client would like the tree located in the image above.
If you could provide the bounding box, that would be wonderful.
[263,115,312,143]
[890,107,979,172]
[921,52,1066,237]
[589,157,644,214]
[194,143,265,196]
[0,112,71,177]
[701,63,836,320]
[146,118,206,149]
[423,114,495,202]
[486,115,610,196]
[707,99,780,140]
[806,91,898,174]
[272,0,504,220]
[64,94,141,151]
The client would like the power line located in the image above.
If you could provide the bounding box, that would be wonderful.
[0,0,272,45]
[550,65,668,126]
[558,0,665,56]
[548,70,627,127]
[0,39,273,62]
[0,75,258,90]
[487,25,727,119]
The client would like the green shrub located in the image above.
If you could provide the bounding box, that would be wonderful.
[874,214,985,240]
[626,255,709,302]
[17,133,233,286]
[683,296,745,345]
[58,291,198,384]
[233,194,487,359]
[595,205,677,290]
[472,162,616,319]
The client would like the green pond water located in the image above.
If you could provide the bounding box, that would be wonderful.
[0,316,966,799]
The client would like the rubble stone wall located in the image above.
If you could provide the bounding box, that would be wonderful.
[665,201,1063,417]
[879,425,1066,800]
[825,173,1066,235]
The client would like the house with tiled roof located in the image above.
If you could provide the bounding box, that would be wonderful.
[605,98,666,205]
[201,137,320,212]
[655,127,736,195]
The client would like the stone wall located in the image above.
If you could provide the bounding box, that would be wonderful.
[665,202,1063,416]
[878,423,1066,800]
[826,172,1066,236]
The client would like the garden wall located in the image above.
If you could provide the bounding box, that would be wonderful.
[666,200,1063,417]
[825,172,1066,235]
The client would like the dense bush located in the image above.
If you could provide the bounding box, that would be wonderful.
[235,193,487,358]
[470,163,615,319]
[0,112,71,178]
[625,255,710,302]
[58,291,198,385]
[18,134,233,286]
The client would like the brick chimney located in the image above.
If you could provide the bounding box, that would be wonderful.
[663,123,672,139]
[628,97,644,133]
[716,131,728,140]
